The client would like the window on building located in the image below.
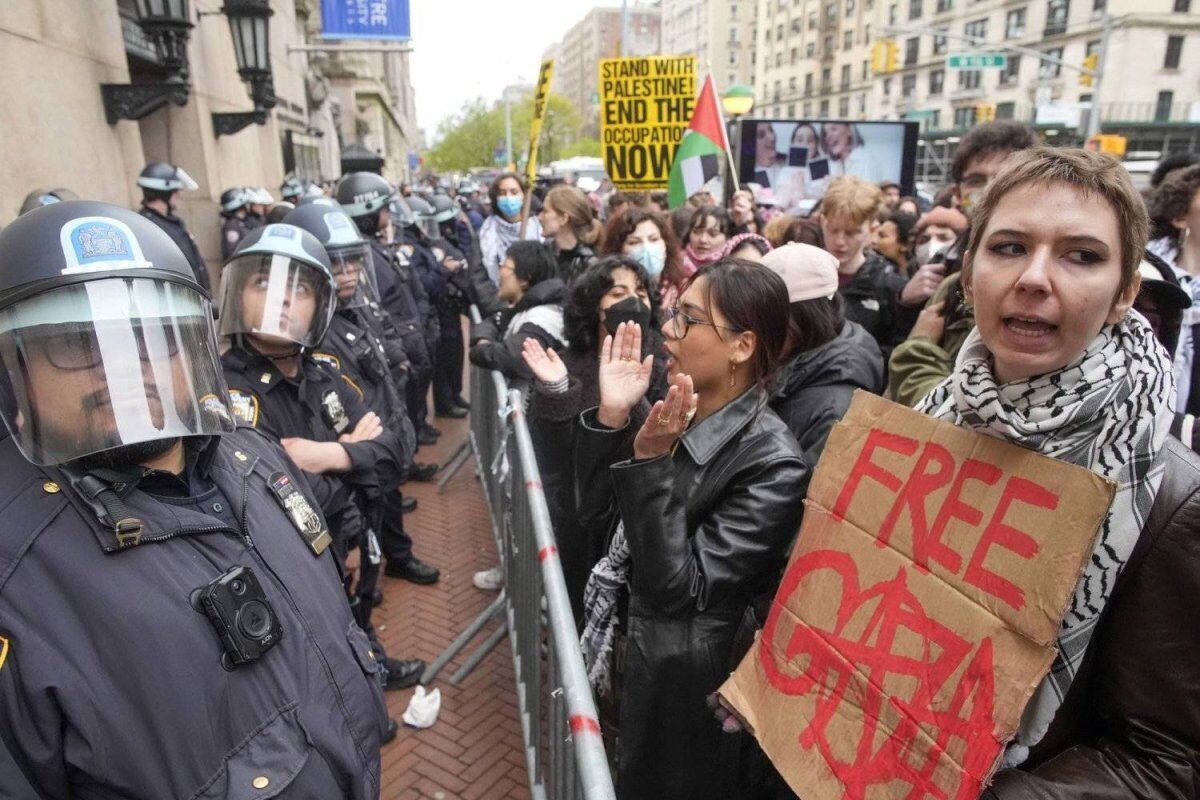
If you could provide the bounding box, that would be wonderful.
[862,59,870,79]
[789,103,797,115]
[1086,38,1100,58]
[858,93,867,113]
[905,36,920,64]
[958,69,981,89]
[809,11,818,28]
[804,101,813,115]
[933,28,949,53]
[1000,53,1021,83]
[730,25,739,42]
[829,2,840,20]
[936,0,953,11]
[777,52,785,66]
[807,41,816,57]
[1045,0,1068,35]
[929,68,944,94]
[883,76,892,96]
[996,101,1016,119]
[848,0,857,13]
[729,51,738,64]
[1039,47,1063,78]
[790,76,798,91]
[822,67,833,87]
[910,0,923,18]
[774,80,782,99]
[792,18,803,32]
[729,72,737,85]
[820,99,831,115]
[954,106,976,128]
[889,3,898,25]
[964,18,988,41]
[805,73,814,94]
[844,30,854,49]
[902,73,917,97]
[841,64,852,87]
[839,96,850,116]
[1092,0,1105,15]
[1174,0,1190,11]
[791,47,799,63]
[1005,8,1026,38]
[1165,35,1184,69]
[1155,90,1174,120]
[824,35,834,54]
[777,23,785,39]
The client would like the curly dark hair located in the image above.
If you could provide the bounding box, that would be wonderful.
[563,255,658,354]
[598,206,685,289]
[1148,164,1200,244]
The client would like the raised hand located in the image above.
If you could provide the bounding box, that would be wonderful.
[522,338,569,384]
[633,372,698,460]
[597,321,654,428]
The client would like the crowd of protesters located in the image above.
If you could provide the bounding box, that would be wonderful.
[468,120,1200,799]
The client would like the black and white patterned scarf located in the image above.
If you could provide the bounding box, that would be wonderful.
[916,311,1174,760]
[580,521,630,696]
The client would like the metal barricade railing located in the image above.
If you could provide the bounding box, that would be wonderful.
[423,308,616,800]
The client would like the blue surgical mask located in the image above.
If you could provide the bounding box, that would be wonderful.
[633,242,667,278]
[496,195,523,218]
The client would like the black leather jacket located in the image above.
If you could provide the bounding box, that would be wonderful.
[984,435,1200,800]
[575,388,810,800]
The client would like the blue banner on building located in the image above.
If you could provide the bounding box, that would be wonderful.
[322,0,411,41]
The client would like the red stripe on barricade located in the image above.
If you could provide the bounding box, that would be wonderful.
[525,479,543,491]
[538,545,558,562]
[569,714,602,736]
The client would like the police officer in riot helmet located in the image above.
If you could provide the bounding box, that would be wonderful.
[247,187,272,228]
[18,187,78,217]
[0,202,390,797]
[218,223,428,685]
[136,161,211,295]
[415,194,473,417]
[284,202,441,585]
[280,176,304,204]
[219,186,254,261]
[336,172,443,449]
[266,200,295,224]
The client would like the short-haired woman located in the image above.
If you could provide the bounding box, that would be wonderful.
[575,259,810,799]
[913,148,1200,799]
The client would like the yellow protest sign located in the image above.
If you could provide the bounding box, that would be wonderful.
[599,56,696,191]
[526,59,555,186]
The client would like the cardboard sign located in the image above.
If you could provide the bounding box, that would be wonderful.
[719,392,1114,800]
[598,56,697,191]
[526,59,555,186]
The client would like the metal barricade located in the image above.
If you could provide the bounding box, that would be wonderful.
[424,308,616,800]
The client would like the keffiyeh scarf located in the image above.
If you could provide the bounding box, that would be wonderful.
[479,214,541,284]
[916,311,1175,759]
[580,521,631,696]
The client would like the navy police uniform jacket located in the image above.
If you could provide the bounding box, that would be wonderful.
[0,428,387,798]
[139,205,212,295]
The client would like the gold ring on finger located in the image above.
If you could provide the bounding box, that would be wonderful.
[657,415,670,426]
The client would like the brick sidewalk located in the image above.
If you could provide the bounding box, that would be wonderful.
[374,412,531,799]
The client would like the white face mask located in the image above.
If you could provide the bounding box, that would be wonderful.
[916,239,951,266]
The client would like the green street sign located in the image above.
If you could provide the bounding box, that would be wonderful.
[946,53,1007,69]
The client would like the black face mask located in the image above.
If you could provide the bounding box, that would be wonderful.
[602,296,652,337]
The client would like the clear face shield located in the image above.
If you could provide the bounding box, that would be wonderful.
[218,254,334,351]
[327,243,377,308]
[416,215,441,240]
[0,278,235,466]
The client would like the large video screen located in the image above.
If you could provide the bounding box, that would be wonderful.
[737,118,919,212]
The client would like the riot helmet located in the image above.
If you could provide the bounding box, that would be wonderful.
[137,162,199,193]
[280,177,304,202]
[265,202,295,224]
[220,187,251,217]
[19,188,76,217]
[282,203,376,309]
[218,224,337,355]
[0,201,235,466]
[389,196,415,228]
[335,172,395,221]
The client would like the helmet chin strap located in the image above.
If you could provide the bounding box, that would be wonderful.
[239,333,304,361]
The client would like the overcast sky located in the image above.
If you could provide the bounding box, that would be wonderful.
[409,0,613,142]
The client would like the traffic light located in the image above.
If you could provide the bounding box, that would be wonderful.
[871,39,900,74]
[974,103,996,123]
[1080,52,1098,86]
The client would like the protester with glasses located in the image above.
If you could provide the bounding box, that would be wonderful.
[575,258,810,800]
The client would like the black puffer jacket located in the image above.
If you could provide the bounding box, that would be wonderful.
[555,243,596,287]
[769,320,885,468]
[575,389,810,800]
[468,278,568,380]
[839,252,917,361]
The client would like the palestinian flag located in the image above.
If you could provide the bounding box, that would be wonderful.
[668,75,729,209]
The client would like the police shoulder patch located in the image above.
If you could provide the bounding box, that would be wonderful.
[311,351,341,371]
[0,634,9,672]
[228,389,260,427]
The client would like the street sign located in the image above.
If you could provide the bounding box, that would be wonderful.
[946,53,1006,69]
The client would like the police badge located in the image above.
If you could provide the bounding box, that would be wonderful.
[227,390,259,427]
[266,471,331,556]
[320,390,350,434]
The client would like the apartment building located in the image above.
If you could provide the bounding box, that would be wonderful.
[662,0,759,91]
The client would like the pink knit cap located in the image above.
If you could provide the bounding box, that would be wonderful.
[761,243,839,303]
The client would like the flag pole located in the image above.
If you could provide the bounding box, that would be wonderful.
[705,67,740,195]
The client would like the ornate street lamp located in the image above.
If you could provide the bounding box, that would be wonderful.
[100,0,193,124]
[721,84,756,119]
[212,0,276,137]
